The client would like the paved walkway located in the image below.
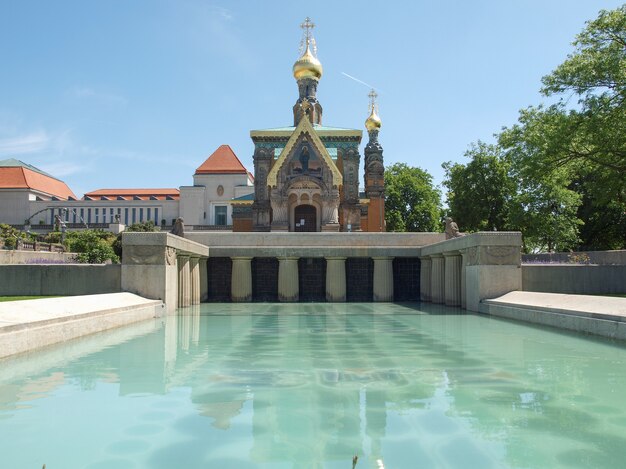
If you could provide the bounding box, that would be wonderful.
[0,293,162,359]
[482,291,626,340]
[484,291,626,320]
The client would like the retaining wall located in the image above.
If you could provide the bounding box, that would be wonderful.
[523,250,626,265]
[522,264,626,295]
[0,251,77,265]
[0,264,121,296]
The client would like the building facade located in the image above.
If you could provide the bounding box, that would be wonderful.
[0,146,254,230]
[234,18,386,233]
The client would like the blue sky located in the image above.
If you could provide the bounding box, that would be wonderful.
[0,1,623,197]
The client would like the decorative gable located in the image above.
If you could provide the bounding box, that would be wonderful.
[267,116,342,188]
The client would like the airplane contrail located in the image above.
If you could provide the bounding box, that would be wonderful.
[341,72,377,90]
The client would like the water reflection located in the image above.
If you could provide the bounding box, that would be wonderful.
[1,303,626,468]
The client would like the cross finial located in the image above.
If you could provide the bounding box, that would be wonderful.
[300,17,315,39]
[368,89,378,112]
[299,17,317,56]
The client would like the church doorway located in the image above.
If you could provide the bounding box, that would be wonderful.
[294,204,317,232]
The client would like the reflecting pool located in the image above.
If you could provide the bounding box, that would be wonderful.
[2,303,626,468]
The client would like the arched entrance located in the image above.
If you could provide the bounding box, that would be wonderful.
[294,204,317,232]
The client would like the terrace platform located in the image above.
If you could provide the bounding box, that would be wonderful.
[482,291,626,340]
[0,293,163,359]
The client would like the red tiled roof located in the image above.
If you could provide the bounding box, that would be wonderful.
[84,188,180,200]
[195,145,248,175]
[0,166,76,199]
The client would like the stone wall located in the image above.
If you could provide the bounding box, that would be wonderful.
[523,250,626,265]
[0,264,121,296]
[0,251,77,264]
[523,264,626,295]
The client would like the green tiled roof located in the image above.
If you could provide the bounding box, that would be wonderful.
[0,158,55,178]
[252,124,360,132]
[232,193,254,201]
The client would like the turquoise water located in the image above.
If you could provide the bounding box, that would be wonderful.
[2,303,626,468]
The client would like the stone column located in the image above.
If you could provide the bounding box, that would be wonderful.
[325,257,346,302]
[278,257,299,302]
[443,251,462,306]
[199,258,208,302]
[177,255,191,308]
[231,257,253,302]
[189,257,200,305]
[419,256,432,302]
[430,254,445,304]
[460,249,468,309]
[372,257,394,302]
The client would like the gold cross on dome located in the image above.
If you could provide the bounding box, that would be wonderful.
[300,17,315,40]
[368,89,378,111]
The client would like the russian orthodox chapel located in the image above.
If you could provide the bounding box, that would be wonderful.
[233,18,385,232]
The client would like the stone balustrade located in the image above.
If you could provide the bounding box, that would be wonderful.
[419,232,522,312]
[121,232,209,313]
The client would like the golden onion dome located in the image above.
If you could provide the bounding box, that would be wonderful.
[293,44,323,80]
[365,108,382,131]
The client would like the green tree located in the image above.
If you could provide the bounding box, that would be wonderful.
[442,141,515,232]
[65,230,119,264]
[538,6,626,248]
[384,163,441,232]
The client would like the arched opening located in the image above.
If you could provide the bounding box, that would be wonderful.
[294,204,317,232]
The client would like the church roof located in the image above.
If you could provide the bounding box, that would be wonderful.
[195,145,249,175]
[0,158,76,199]
[250,124,362,139]
[84,188,180,201]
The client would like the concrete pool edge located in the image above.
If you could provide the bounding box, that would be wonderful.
[0,293,164,359]
[481,291,626,340]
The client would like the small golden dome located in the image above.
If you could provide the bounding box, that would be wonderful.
[293,44,323,80]
[365,108,382,131]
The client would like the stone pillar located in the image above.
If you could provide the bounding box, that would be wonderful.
[278,257,299,302]
[189,257,200,305]
[443,251,462,306]
[199,258,208,302]
[177,255,190,308]
[419,256,432,302]
[372,257,394,302]
[231,257,253,302]
[430,254,445,304]
[460,249,468,309]
[325,257,346,302]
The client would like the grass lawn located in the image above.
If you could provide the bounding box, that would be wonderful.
[0,296,59,302]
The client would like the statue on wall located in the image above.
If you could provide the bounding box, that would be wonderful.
[444,217,463,239]
[171,218,185,237]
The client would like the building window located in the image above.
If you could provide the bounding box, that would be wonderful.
[215,206,227,226]
[132,208,136,224]
[50,208,55,224]
[139,208,144,222]
[80,208,84,224]
[87,208,92,224]
[155,208,159,224]
[95,208,99,223]
[110,208,114,223]
[124,208,129,225]
[147,208,151,222]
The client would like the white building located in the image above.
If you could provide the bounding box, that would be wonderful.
[0,145,254,230]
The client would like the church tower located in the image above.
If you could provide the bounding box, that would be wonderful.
[248,18,364,233]
[364,90,386,231]
[292,17,323,126]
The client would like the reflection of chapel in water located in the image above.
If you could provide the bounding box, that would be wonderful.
[233,18,386,232]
